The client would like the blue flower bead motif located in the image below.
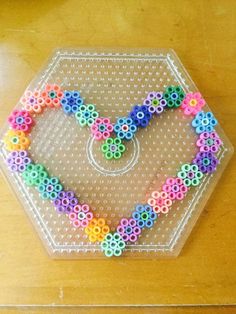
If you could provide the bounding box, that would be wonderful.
[192,111,218,134]
[114,117,137,140]
[60,90,83,115]
[129,105,152,128]
[132,204,157,229]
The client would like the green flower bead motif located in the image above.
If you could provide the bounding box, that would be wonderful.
[21,163,48,186]
[101,137,126,160]
[37,177,63,200]
[177,163,203,187]
[101,232,126,257]
[163,85,185,108]
[75,104,99,127]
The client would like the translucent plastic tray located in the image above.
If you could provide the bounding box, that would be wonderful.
[0,48,233,258]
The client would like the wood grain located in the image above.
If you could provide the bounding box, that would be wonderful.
[0,0,235,311]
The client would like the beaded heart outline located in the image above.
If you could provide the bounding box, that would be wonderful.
[3,84,223,257]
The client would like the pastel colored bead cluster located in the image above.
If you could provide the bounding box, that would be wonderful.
[3,83,223,258]
[68,204,93,228]
[53,191,79,214]
[143,91,167,115]
[85,218,110,242]
[101,232,126,257]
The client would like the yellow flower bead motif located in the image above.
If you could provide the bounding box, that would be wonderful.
[3,129,30,151]
[85,218,110,242]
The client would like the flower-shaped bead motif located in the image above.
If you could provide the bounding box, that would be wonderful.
[143,91,167,115]
[91,117,114,140]
[85,218,110,242]
[53,191,79,214]
[196,131,222,153]
[20,90,45,114]
[6,150,32,173]
[68,204,94,228]
[177,163,203,187]
[192,111,218,134]
[60,90,83,115]
[132,204,157,229]
[117,218,141,243]
[114,117,137,140]
[193,152,218,174]
[162,177,189,201]
[22,163,48,186]
[101,137,126,160]
[180,92,205,116]
[129,105,152,128]
[37,177,63,200]
[8,110,34,132]
[101,232,126,257]
[3,130,30,151]
[163,85,185,108]
[41,84,64,108]
[147,191,172,214]
[75,104,99,127]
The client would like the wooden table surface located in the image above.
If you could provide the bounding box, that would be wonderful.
[0,0,235,313]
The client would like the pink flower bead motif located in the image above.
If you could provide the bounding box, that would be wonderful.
[7,110,34,133]
[41,84,64,108]
[147,191,172,214]
[162,177,189,201]
[117,218,141,243]
[68,204,93,228]
[91,117,114,140]
[180,92,205,116]
[20,90,45,114]
[196,131,222,153]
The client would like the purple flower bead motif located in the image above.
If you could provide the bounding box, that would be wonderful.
[6,150,32,172]
[143,91,167,115]
[53,190,79,214]
[196,131,222,154]
[117,218,141,243]
[193,151,219,174]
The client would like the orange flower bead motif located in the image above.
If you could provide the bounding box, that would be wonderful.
[85,218,110,242]
[41,84,64,108]
[3,130,30,151]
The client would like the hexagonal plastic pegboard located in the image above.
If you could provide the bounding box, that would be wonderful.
[0,48,233,258]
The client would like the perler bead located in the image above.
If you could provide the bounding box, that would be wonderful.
[101,232,126,257]
[37,177,63,200]
[114,117,137,140]
[132,204,157,229]
[193,151,219,174]
[117,218,141,243]
[180,92,205,116]
[53,191,79,214]
[196,131,222,153]
[20,90,45,114]
[129,105,152,128]
[41,84,63,108]
[192,111,218,134]
[101,137,126,160]
[60,90,83,115]
[177,163,203,187]
[3,130,30,151]
[75,104,99,127]
[6,150,32,173]
[163,85,185,108]
[85,218,110,242]
[147,191,172,214]
[8,110,34,132]
[143,91,167,115]
[162,177,189,201]
[21,163,48,186]
[91,117,114,140]
[68,203,93,228]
